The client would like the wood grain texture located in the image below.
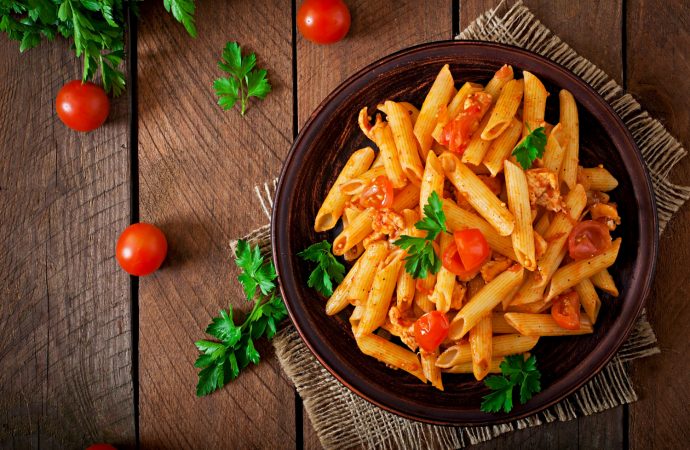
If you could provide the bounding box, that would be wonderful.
[0,37,134,448]
[296,1,452,445]
[136,0,295,448]
[460,0,624,84]
[460,1,625,448]
[626,0,690,448]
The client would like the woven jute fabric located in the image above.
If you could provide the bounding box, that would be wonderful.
[231,1,690,448]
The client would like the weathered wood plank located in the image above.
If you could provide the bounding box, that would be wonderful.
[0,35,134,448]
[137,0,295,447]
[460,1,624,448]
[296,0,453,446]
[626,1,690,448]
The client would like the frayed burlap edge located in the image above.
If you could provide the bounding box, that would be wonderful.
[228,1,690,448]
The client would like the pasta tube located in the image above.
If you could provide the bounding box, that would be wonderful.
[448,265,524,339]
[559,90,579,189]
[504,160,536,271]
[482,118,523,176]
[387,101,424,185]
[441,153,515,236]
[356,334,426,382]
[504,313,593,336]
[436,334,537,368]
[357,254,404,336]
[469,316,492,380]
[414,64,455,159]
[371,123,407,188]
[522,71,548,138]
[315,147,374,231]
[481,79,524,140]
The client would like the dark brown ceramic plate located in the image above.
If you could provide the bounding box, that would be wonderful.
[272,41,657,425]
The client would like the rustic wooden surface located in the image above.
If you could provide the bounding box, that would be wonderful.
[0,0,688,448]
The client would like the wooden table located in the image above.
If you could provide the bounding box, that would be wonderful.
[1,0,688,448]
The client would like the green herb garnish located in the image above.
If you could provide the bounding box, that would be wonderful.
[480,354,542,413]
[511,126,547,170]
[298,240,346,297]
[214,41,271,115]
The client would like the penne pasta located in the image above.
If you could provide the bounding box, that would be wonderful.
[448,265,524,340]
[542,123,566,180]
[356,333,426,382]
[482,117,523,176]
[391,183,421,212]
[504,160,537,271]
[580,167,619,192]
[414,64,455,159]
[522,71,548,138]
[332,207,376,256]
[421,350,444,390]
[342,241,389,307]
[590,269,619,297]
[484,64,514,100]
[443,353,530,374]
[387,101,424,186]
[340,165,387,195]
[559,90,579,189]
[491,313,519,334]
[396,264,416,310]
[546,238,622,302]
[574,278,601,323]
[430,233,456,313]
[371,123,407,188]
[441,153,515,236]
[469,315,493,380]
[419,151,445,214]
[357,255,404,336]
[436,334,538,368]
[504,313,593,336]
[481,79,524,140]
[315,147,375,231]
[442,198,517,260]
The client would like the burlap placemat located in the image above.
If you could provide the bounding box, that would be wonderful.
[231,1,690,448]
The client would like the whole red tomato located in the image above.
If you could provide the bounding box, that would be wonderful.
[116,223,168,276]
[297,0,351,44]
[56,80,110,132]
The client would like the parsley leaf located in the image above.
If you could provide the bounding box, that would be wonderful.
[194,241,288,397]
[163,0,197,38]
[235,240,277,300]
[393,235,441,279]
[512,126,547,170]
[214,41,272,115]
[480,354,542,413]
[298,241,346,297]
[415,191,447,240]
[1,1,197,96]
[393,192,445,279]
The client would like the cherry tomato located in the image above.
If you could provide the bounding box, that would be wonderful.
[454,229,490,272]
[359,175,394,209]
[86,445,117,450]
[551,291,581,330]
[568,220,612,260]
[56,80,110,132]
[439,92,492,154]
[441,244,478,279]
[116,223,167,276]
[414,311,449,352]
[297,0,351,44]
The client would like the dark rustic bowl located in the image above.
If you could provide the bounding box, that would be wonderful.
[272,41,657,425]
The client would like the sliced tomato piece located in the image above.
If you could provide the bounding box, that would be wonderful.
[441,242,480,280]
[568,220,612,260]
[454,228,490,272]
[551,291,581,330]
[439,92,492,154]
[359,175,394,209]
[414,311,449,352]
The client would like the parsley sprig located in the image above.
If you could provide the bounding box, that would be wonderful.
[480,354,542,413]
[393,191,447,279]
[512,126,547,170]
[298,241,345,297]
[0,1,196,96]
[214,41,272,115]
[194,240,287,397]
